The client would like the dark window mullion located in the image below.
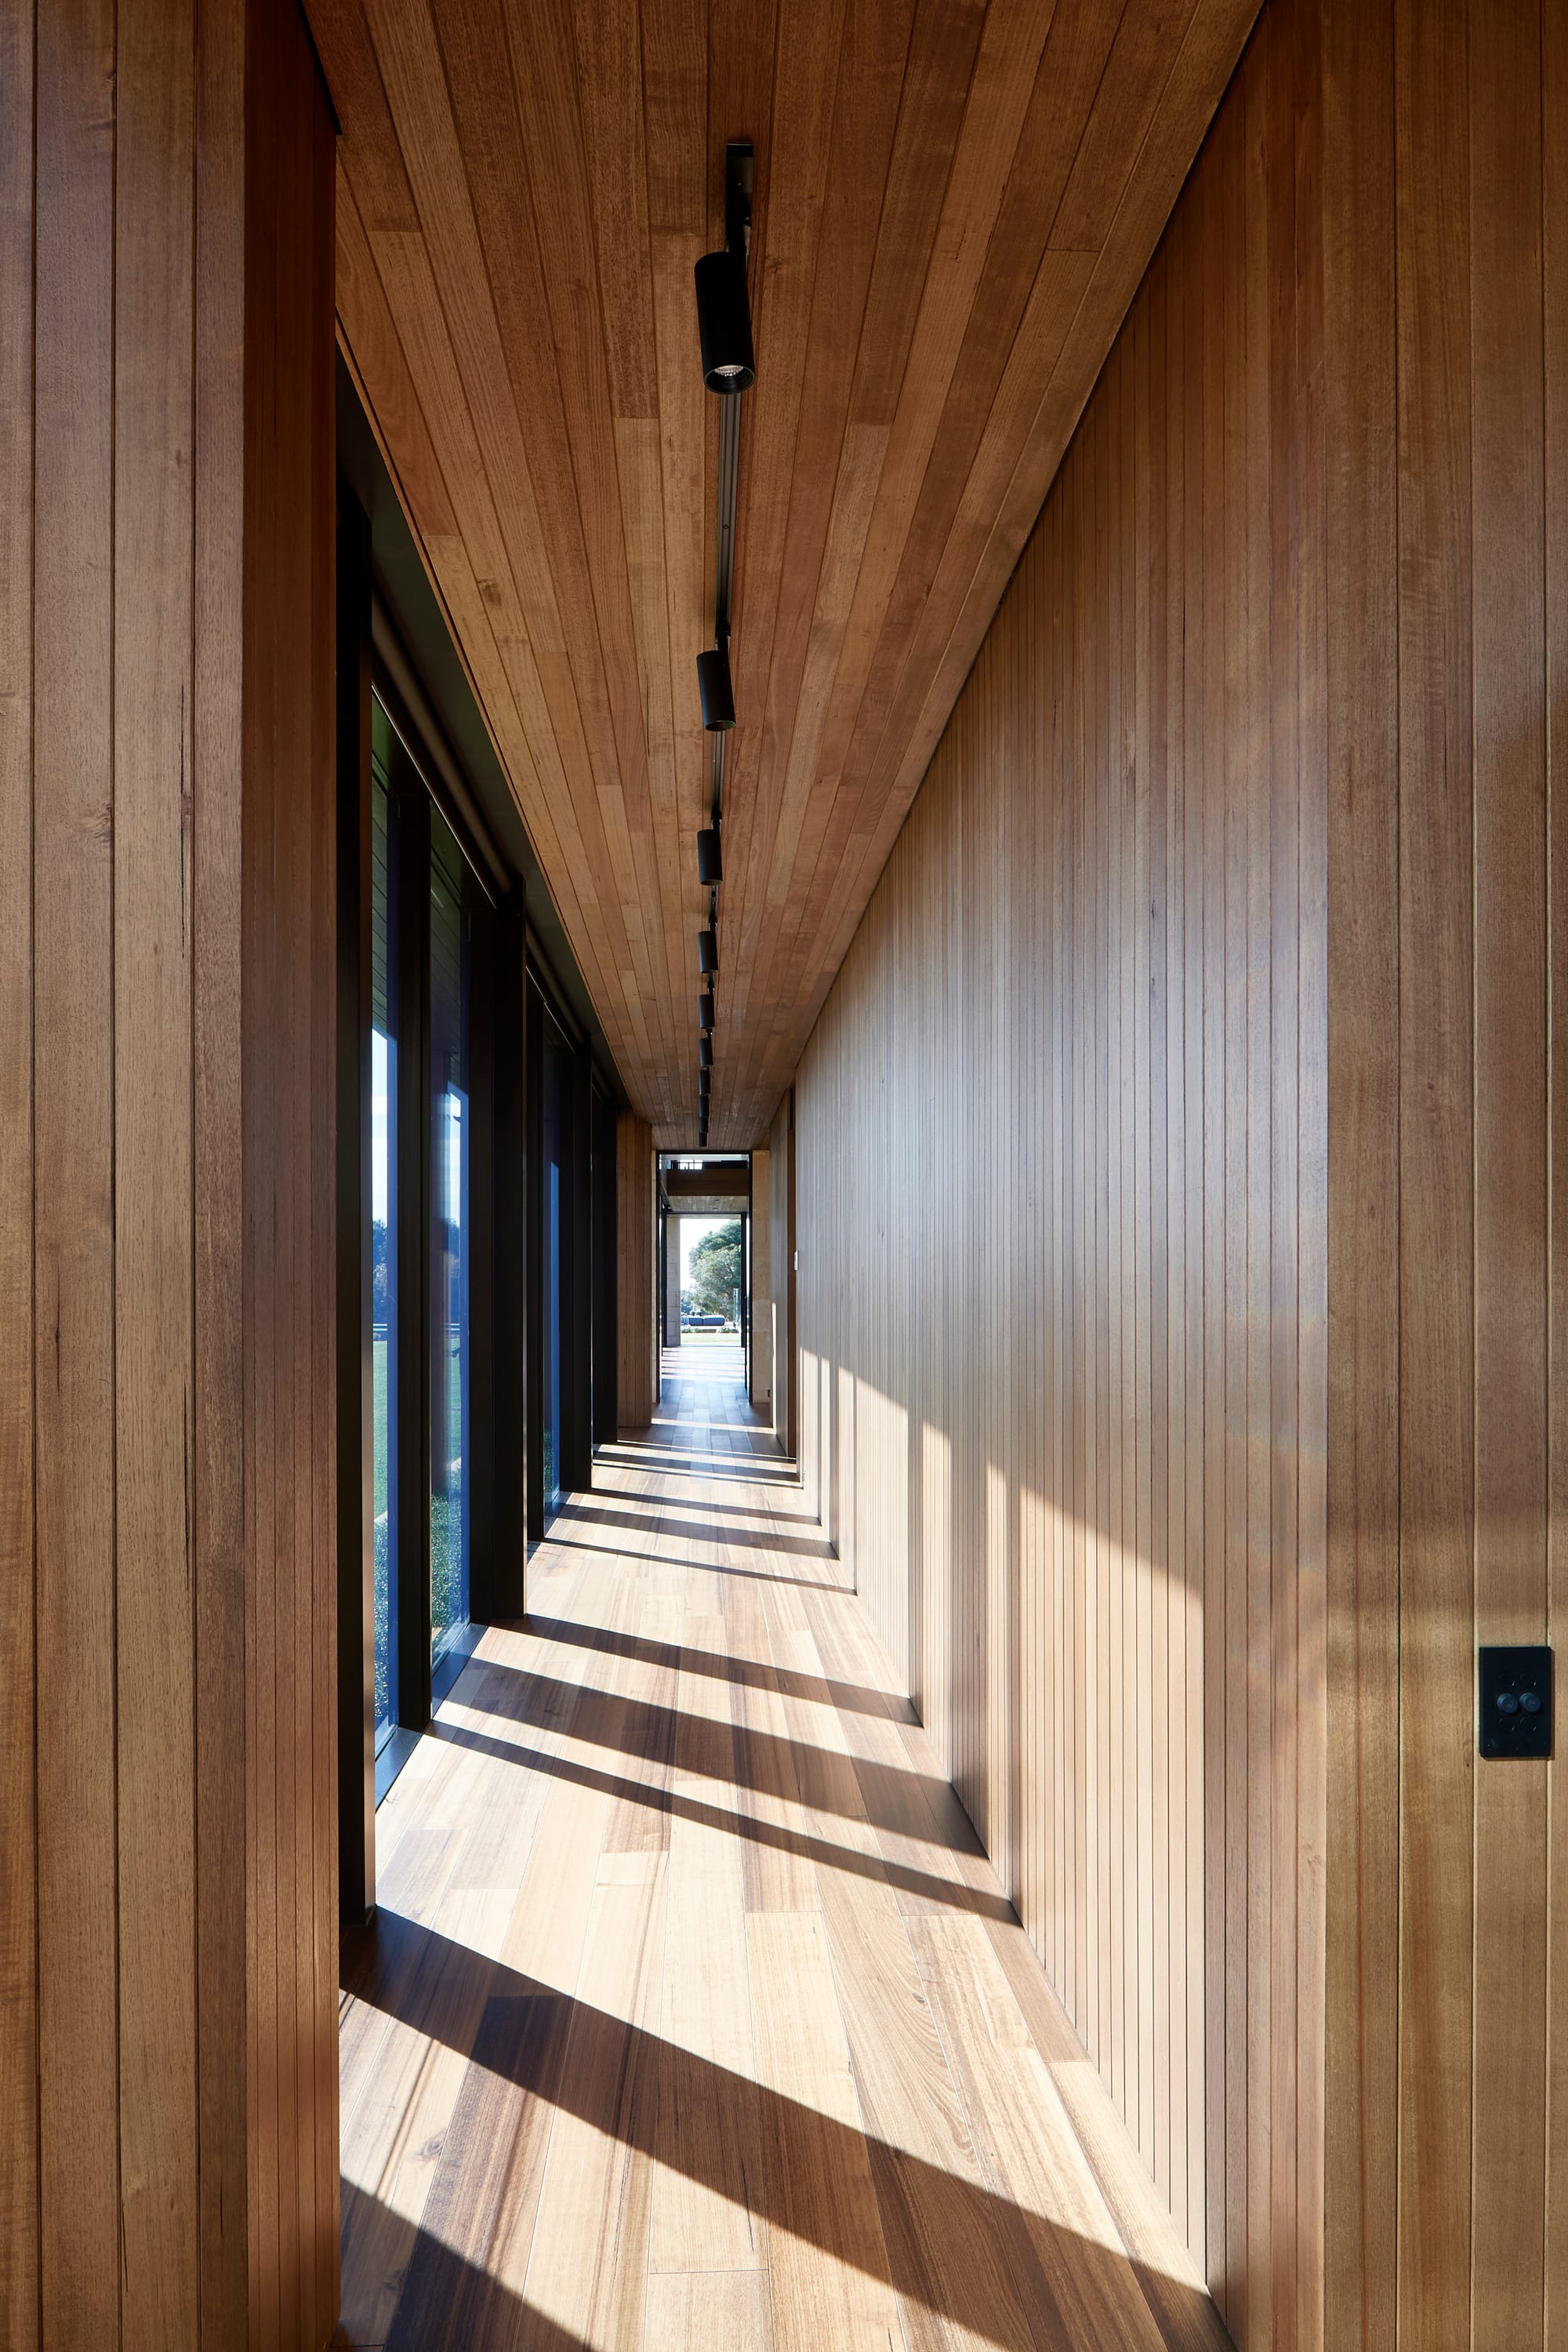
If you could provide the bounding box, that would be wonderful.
[525,979,545,1540]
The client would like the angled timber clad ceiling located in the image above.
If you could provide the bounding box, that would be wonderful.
[310,0,1259,1144]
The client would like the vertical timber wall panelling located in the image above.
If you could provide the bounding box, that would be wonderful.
[793,0,1568,2339]
[1,1,339,2345]
[1317,0,1563,2336]
[244,9,339,2343]
[616,1112,656,1428]
[1367,0,1563,2339]
[793,0,1322,2325]
[0,0,35,2336]
[1321,1,1395,2338]
[797,5,1327,2310]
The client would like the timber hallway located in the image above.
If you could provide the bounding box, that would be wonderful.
[337,1350,1218,2352]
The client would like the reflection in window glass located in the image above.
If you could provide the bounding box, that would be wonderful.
[542,1018,567,1519]
[370,751,399,1749]
[430,808,470,1671]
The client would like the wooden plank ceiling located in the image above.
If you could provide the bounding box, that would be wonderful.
[311,0,1259,1144]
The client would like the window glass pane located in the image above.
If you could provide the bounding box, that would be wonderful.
[370,749,399,1749]
[430,806,471,1665]
[542,1018,566,1519]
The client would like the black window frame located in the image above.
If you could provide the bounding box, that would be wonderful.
[336,431,625,1920]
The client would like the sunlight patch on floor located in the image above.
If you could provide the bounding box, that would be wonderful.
[336,1356,1223,2352]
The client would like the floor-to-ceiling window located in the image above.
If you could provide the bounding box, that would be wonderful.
[339,433,625,1913]
[528,974,614,1533]
[370,755,400,1752]
[429,805,472,1698]
[541,1009,568,1521]
[361,684,492,1785]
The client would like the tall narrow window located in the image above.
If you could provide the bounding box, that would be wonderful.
[542,1015,568,1519]
[370,757,399,1750]
[430,806,471,1681]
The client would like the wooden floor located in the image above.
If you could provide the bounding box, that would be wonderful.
[337,1347,1227,2352]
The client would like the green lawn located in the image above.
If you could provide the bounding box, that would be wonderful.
[373,1337,390,1517]
[372,1331,466,1721]
[372,1335,391,1726]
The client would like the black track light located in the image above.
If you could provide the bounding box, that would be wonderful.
[699,1033,713,1069]
[699,990,715,1032]
[694,249,755,394]
[697,826,723,885]
[698,926,718,975]
[696,646,735,731]
[699,1073,711,1102]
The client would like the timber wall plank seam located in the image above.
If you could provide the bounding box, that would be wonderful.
[793,0,1568,2337]
[2,2,339,2343]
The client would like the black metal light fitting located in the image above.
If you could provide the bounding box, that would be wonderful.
[698,926,718,975]
[696,644,736,731]
[696,826,723,885]
[699,1033,713,1069]
[694,248,755,394]
[699,990,715,1032]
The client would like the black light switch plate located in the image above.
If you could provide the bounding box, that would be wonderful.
[1479,1646,1553,1759]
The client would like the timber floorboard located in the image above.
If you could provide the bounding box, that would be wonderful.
[336,1345,1227,2352]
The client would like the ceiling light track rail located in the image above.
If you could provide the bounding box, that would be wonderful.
[691,136,754,1149]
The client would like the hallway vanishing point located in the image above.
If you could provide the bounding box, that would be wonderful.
[336,1348,1223,2352]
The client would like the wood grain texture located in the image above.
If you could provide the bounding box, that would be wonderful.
[1346,2,1555,2345]
[32,0,121,2332]
[793,13,1327,2330]
[314,0,1261,1148]
[2,1,338,2342]
[786,0,1566,2341]
[1468,11,1548,2341]
[339,1346,1225,2351]
[0,0,38,2340]
[1545,6,1568,2337]
[117,0,202,2313]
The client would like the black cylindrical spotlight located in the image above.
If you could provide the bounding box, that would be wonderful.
[696,826,723,885]
[694,249,755,393]
[699,1070,711,1099]
[699,1032,713,1069]
[699,991,715,1032]
[696,646,735,731]
[698,926,718,975]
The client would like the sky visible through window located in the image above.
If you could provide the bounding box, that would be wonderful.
[370,1034,462,1227]
[372,1033,391,1223]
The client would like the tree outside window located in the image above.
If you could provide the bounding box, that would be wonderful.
[688,1218,742,1322]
